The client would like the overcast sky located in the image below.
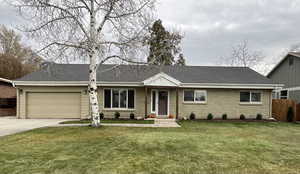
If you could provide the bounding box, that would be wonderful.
[1,0,300,74]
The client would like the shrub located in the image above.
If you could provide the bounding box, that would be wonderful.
[207,113,213,120]
[240,114,246,120]
[130,113,135,120]
[190,112,196,120]
[256,113,263,120]
[100,112,104,119]
[287,107,294,122]
[114,112,120,119]
[222,114,227,120]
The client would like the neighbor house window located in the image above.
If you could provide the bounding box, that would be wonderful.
[272,91,282,99]
[240,91,262,104]
[104,89,135,109]
[280,90,288,99]
[184,90,207,103]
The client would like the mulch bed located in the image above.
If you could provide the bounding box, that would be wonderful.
[182,119,277,123]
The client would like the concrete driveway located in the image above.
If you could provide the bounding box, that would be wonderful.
[0,117,72,137]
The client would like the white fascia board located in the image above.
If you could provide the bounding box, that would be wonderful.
[0,77,12,84]
[180,83,284,89]
[14,81,88,86]
[13,81,143,87]
[14,81,283,89]
[98,82,143,87]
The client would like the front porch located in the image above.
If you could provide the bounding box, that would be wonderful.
[144,87,179,119]
[143,72,181,119]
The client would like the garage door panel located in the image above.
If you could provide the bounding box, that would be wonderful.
[27,92,81,118]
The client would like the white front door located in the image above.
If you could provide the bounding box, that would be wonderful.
[151,90,169,116]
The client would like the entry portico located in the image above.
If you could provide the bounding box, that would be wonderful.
[143,72,181,118]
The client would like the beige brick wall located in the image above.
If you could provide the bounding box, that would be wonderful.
[178,88,272,119]
[16,86,272,120]
[98,87,145,119]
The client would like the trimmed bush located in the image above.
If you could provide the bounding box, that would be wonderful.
[130,113,135,120]
[114,112,120,119]
[256,114,263,120]
[100,112,104,119]
[207,113,213,120]
[190,112,196,120]
[222,114,227,120]
[287,107,294,122]
[240,114,246,120]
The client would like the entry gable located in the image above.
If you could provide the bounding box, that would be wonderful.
[143,72,181,87]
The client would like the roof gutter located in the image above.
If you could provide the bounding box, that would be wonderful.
[14,81,283,89]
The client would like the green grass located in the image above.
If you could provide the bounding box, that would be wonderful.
[59,119,154,124]
[0,121,300,174]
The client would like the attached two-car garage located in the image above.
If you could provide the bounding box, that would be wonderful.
[26,92,81,119]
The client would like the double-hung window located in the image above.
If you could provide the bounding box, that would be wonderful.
[240,91,262,104]
[104,89,135,109]
[183,90,207,103]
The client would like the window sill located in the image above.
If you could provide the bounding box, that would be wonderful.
[183,102,207,105]
[239,102,262,106]
[102,108,136,112]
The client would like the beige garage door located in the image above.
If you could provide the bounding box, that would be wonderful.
[26,92,81,119]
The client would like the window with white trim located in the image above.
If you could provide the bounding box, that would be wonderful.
[184,90,207,103]
[240,91,262,103]
[280,90,288,99]
[104,89,135,109]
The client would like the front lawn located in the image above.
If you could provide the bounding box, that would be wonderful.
[59,119,154,124]
[0,121,300,174]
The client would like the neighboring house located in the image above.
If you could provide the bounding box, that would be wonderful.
[0,78,16,116]
[267,52,300,103]
[13,64,280,119]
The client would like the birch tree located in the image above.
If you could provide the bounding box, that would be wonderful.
[14,0,155,127]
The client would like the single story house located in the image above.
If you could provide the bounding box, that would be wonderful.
[0,78,16,116]
[267,52,300,103]
[13,64,281,119]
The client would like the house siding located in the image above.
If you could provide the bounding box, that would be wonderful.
[268,55,300,103]
[268,55,300,88]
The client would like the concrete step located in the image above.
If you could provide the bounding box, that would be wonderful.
[155,119,176,124]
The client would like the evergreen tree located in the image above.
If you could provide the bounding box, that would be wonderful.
[176,53,186,66]
[145,19,185,65]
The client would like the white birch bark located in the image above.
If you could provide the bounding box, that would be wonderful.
[89,1,100,127]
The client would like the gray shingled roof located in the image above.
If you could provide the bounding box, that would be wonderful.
[16,64,274,84]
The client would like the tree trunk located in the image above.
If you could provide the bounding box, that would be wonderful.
[89,52,101,127]
[89,0,100,127]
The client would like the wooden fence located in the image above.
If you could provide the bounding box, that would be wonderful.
[297,104,300,121]
[272,99,300,121]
